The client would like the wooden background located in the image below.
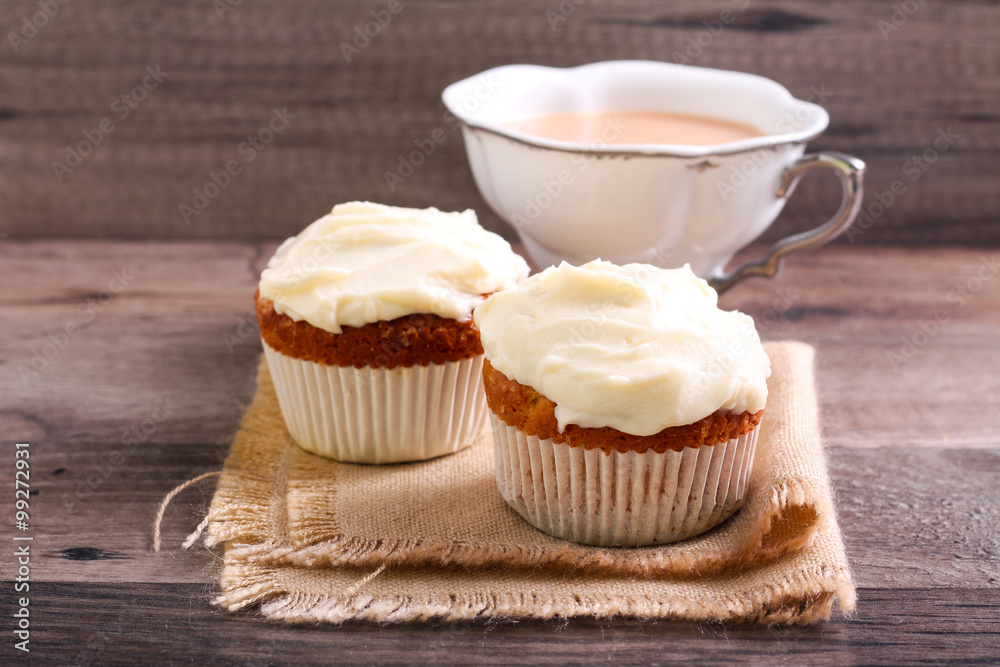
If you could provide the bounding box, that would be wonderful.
[2,0,999,245]
[3,3,1000,660]
[2,241,999,662]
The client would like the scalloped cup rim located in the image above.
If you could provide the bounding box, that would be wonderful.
[442,60,830,158]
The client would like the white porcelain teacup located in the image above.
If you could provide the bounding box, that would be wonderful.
[442,61,865,292]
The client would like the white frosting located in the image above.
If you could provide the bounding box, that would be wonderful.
[473,261,770,436]
[259,202,529,333]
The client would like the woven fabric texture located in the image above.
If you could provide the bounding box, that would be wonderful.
[205,341,854,625]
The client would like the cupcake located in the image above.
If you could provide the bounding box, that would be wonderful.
[255,201,529,464]
[473,261,770,546]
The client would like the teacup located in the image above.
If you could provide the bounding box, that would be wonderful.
[442,60,865,292]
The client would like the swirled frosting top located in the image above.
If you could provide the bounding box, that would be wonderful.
[473,260,770,435]
[259,202,529,333]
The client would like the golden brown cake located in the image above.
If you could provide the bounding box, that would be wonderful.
[473,260,771,546]
[255,289,485,369]
[482,359,762,455]
[256,201,528,464]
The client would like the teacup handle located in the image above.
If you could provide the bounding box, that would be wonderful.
[709,151,866,294]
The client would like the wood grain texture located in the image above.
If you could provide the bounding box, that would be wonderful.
[4,442,997,589]
[5,241,998,448]
[1,240,999,662]
[1,584,998,665]
[1,1,998,244]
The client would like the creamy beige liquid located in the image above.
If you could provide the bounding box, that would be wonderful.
[505,110,764,146]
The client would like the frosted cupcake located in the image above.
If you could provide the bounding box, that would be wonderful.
[473,261,770,546]
[255,201,529,464]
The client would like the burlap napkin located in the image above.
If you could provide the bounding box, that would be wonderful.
[203,341,854,625]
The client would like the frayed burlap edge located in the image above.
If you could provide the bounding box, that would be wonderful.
[201,341,856,625]
[214,546,855,626]
[205,342,833,581]
[212,477,824,581]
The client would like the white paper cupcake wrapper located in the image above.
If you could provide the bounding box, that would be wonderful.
[491,415,759,547]
[263,342,488,464]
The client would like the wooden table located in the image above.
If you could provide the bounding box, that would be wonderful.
[2,240,999,664]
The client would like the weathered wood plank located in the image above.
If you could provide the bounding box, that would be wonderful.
[2,240,999,661]
[1,1,998,243]
[3,441,998,590]
[6,242,998,449]
[2,583,998,665]
[829,448,1000,590]
[1,240,998,592]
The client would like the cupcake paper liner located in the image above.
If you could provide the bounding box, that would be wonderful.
[263,342,488,464]
[491,414,759,547]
